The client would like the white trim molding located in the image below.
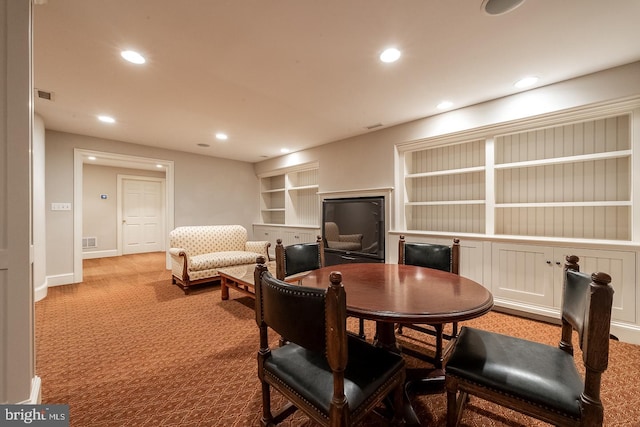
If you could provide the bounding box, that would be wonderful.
[27,376,42,404]
[46,273,75,287]
[34,279,47,302]
[83,250,118,260]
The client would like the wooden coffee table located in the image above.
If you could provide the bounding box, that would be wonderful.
[219,261,305,300]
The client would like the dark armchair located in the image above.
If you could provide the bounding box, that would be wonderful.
[254,256,406,426]
[445,255,614,426]
[396,236,460,368]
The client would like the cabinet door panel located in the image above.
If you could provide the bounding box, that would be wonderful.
[458,240,484,285]
[554,247,635,323]
[254,226,321,258]
[253,225,278,258]
[282,230,315,246]
[491,243,554,308]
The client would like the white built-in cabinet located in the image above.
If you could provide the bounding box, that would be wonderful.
[255,163,321,257]
[253,225,320,258]
[491,243,635,324]
[396,102,640,344]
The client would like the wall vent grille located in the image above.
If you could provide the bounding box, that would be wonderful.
[36,89,54,101]
[82,237,97,249]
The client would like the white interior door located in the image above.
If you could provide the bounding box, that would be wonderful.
[121,177,164,254]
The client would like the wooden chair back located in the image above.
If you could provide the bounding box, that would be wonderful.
[398,235,460,274]
[396,235,462,361]
[559,256,614,424]
[275,235,324,280]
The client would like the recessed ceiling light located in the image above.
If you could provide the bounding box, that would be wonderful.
[379,48,401,63]
[120,50,146,65]
[97,115,115,124]
[437,101,454,110]
[215,133,228,140]
[482,0,526,16]
[280,148,290,154]
[87,156,96,161]
[514,76,539,88]
[156,164,163,168]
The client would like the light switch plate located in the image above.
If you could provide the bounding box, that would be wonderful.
[51,203,72,211]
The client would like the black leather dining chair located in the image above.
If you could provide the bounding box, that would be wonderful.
[396,235,460,366]
[254,256,406,426]
[275,235,324,281]
[445,255,614,427]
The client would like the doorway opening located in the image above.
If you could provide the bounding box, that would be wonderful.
[73,149,175,283]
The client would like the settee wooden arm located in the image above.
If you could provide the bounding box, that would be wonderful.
[168,248,189,283]
[245,241,271,261]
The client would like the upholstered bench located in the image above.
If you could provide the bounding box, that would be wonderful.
[169,225,270,294]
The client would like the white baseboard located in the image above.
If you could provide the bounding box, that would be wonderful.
[18,376,42,404]
[34,279,48,302]
[46,273,75,287]
[493,298,640,345]
[610,322,640,345]
[493,298,561,323]
[83,249,118,259]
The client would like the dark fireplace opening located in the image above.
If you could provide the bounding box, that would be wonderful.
[322,196,385,265]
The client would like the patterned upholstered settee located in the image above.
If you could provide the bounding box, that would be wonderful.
[169,225,270,294]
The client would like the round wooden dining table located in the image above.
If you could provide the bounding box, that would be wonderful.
[300,263,494,351]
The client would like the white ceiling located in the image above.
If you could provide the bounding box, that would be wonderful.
[33,0,640,163]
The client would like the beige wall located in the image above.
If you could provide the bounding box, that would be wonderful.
[255,62,640,210]
[45,130,260,278]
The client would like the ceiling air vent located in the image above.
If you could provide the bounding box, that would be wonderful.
[36,89,54,101]
[365,123,383,130]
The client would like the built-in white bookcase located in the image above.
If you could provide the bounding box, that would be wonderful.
[260,174,286,225]
[494,115,631,240]
[286,168,319,226]
[256,164,320,254]
[259,165,319,226]
[401,113,632,241]
[404,139,486,233]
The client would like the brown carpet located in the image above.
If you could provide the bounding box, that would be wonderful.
[35,252,640,426]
